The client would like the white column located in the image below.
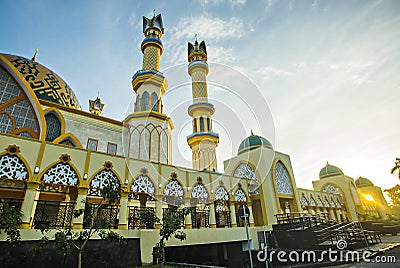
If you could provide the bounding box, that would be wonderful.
[72,187,88,229]
[118,192,129,229]
[209,202,216,228]
[20,182,40,229]
[230,203,237,227]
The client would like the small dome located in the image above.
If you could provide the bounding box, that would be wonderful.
[355,177,374,187]
[319,163,344,179]
[0,53,81,109]
[238,133,273,155]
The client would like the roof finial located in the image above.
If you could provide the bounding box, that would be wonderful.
[195,33,198,42]
[251,129,254,135]
[32,48,38,62]
[97,91,100,98]
[153,8,156,17]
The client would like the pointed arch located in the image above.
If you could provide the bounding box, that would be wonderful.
[0,148,30,181]
[88,168,121,197]
[301,195,309,206]
[130,173,156,195]
[43,107,65,142]
[163,179,184,197]
[135,94,140,112]
[151,92,158,111]
[53,133,83,148]
[141,91,149,111]
[234,188,247,202]
[273,160,293,195]
[233,162,259,195]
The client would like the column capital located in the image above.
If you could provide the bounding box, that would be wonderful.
[26,181,40,190]
[77,186,89,195]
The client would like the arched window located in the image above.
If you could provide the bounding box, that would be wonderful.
[135,94,140,112]
[45,112,62,142]
[215,186,229,201]
[0,66,40,139]
[274,161,293,194]
[151,92,158,112]
[163,179,184,197]
[191,183,208,200]
[301,196,308,206]
[88,169,120,197]
[141,92,149,111]
[234,163,259,195]
[199,117,204,132]
[317,197,323,207]
[131,174,155,195]
[207,118,211,131]
[42,162,78,186]
[0,153,28,180]
[310,197,316,207]
[234,188,247,202]
[193,118,197,132]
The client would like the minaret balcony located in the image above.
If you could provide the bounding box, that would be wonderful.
[131,70,167,94]
[141,37,164,54]
[188,60,209,75]
[188,102,215,117]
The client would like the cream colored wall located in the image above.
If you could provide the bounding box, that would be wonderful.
[312,175,360,221]
[41,105,123,155]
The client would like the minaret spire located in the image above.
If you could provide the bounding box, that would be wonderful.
[124,12,173,164]
[187,39,219,171]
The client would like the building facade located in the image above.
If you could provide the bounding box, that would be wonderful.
[0,13,390,265]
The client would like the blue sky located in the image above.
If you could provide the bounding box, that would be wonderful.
[1,0,399,191]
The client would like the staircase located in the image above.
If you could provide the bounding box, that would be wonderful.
[272,213,381,250]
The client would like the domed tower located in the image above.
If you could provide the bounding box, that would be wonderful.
[124,13,173,164]
[186,39,219,171]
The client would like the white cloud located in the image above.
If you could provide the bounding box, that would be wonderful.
[170,14,246,42]
[258,66,293,78]
[197,0,246,7]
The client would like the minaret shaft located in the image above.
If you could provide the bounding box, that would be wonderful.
[187,40,219,171]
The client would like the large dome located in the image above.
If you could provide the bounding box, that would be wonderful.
[319,163,344,179]
[238,133,273,155]
[0,53,81,109]
[355,177,374,187]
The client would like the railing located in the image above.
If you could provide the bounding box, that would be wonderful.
[274,212,330,228]
[32,200,75,229]
[163,208,185,227]
[216,211,231,228]
[0,198,24,214]
[128,206,154,229]
[191,209,210,228]
[83,204,119,229]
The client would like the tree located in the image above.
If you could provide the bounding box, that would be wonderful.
[390,158,400,179]
[153,206,190,267]
[384,184,400,225]
[30,178,124,268]
[0,203,22,245]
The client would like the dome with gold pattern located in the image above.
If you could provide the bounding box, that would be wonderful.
[0,53,81,109]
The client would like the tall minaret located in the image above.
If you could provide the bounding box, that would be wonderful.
[124,13,173,164]
[187,39,219,171]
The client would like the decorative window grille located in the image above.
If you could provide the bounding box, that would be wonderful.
[42,163,78,186]
[233,163,259,195]
[88,169,120,197]
[274,161,293,194]
[317,197,323,207]
[234,188,247,202]
[310,197,316,207]
[163,179,184,197]
[215,186,229,201]
[301,196,308,206]
[191,183,208,200]
[0,154,27,180]
[44,113,61,141]
[131,174,155,194]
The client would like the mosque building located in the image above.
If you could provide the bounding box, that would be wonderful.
[0,12,390,265]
